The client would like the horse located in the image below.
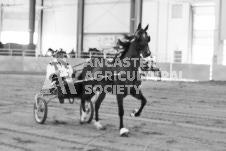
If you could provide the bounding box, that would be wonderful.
[78,23,151,137]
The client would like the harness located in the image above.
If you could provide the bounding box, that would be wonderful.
[49,61,69,70]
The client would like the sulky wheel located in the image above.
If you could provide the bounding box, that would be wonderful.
[34,97,48,124]
[80,100,94,124]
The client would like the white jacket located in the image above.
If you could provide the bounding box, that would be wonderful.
[46,60,73,81]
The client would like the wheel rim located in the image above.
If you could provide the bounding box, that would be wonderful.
[34,99,45,122]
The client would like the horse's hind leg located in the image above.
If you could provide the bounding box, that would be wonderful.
[93,92,106,130]
[117,94,129,137]
[130,90,147,117]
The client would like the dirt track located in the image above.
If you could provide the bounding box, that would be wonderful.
[0,74,226,151]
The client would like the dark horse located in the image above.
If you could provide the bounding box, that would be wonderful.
[78,23,151,137]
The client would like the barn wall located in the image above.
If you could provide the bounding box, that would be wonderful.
[41,0,78,55]
[192,5,215,65]
[84,0,130,33]
[167,3,191,64]
[172,63,210,81]
[142,0,159,61]
[142,1,191,63]
[0,56,211,81]
[23,57,87,73]
[0,56,87,74]
[0,56,23,71]
[0,0,40,44]
[212,64,226,81]
[83,0,130,52]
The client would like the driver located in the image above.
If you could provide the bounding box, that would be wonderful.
[46,49,73,104]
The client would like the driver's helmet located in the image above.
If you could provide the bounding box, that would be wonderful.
[47,48,67,58]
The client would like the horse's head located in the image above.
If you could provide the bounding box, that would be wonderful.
[132,23,151,58]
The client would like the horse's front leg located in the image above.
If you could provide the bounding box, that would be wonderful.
[117,94,129,137]
[130,90,147,117]
[80,97,87,124]
[93,92,106,130]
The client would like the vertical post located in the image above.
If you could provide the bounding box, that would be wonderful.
[170,56,173,80]
[135,0,143,30]
[130,0,143,34]
[76,0,85,55]
[37,0,44,56]
[0,4,3,41]
[220,0,226,40]
[130,0,135,34]
[156,1,159,61]
[28,0,36,49]
[188,5,193,80]
[214,0,223,64]
[189,5,194,64]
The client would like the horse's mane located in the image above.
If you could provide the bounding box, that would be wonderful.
[118,34,134,59]
[77,35,134,79]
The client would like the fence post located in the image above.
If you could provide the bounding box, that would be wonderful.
[23,49,25,57]
[209,56,213,80]
[103,52,106,59]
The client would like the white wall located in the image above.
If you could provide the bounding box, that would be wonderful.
[142,0,191,63]
[142,0,159,60]
[0,0,40,44]
[220,0,226,40]
[223,40,226,65]
[168,3,191,63]
[192,5,215,64]
[1,0,218,65]
[83,0,130,52]
[41,0,78,55]
[84,0,130,33]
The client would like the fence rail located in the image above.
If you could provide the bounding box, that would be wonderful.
[0,49,36,57]
[0,54,226,81]
[0,48,118,59]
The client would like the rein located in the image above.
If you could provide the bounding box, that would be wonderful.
[72,62,87,68]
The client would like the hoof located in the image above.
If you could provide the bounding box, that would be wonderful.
[121,133,129,137]
[130,109,139,117]
[80,121,85,125]
[80,110,88,123]
[93,121,106,130]
[99,126,107,130]
[120,128,129,137]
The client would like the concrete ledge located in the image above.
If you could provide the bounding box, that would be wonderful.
[212,64,226,81]
[0,71,45,75]
[0,56,225,81]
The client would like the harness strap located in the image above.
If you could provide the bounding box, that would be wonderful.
[50,61,69,70]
